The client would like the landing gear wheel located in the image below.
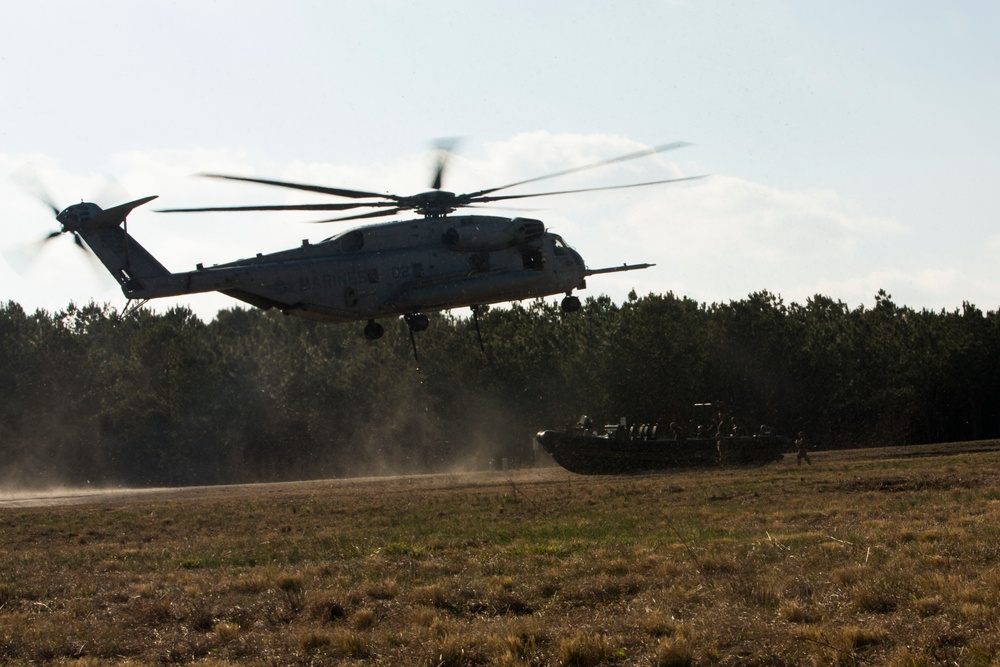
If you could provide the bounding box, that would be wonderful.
[364,320,384,340]
[561,295,581,313]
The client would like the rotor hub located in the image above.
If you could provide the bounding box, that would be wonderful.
[56,202,102,231]
[409,190,458,218]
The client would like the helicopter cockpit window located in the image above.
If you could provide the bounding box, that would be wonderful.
[552,235,569,256]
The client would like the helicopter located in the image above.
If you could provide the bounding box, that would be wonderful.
[31,141,702,351]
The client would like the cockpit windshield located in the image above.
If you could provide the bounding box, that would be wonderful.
[552,234,569,255]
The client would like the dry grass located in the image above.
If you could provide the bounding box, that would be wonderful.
[2,442,1000,664]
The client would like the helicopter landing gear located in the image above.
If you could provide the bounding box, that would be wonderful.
[404,313,429,363]
[364,319,384,340]
[471,304,489,357]
[561,294,582,313]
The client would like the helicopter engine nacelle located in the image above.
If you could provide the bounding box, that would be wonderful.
[443,217,545,252]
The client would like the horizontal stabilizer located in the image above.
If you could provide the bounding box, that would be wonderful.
[585,262,655,277]
[91,196,159,227]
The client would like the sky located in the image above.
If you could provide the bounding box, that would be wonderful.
[2,1,999,322]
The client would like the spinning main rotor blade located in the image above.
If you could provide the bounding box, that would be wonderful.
[157,202,395,213]
[430,137,461,190]
[465,174,707,205]
[307,207,408,224]
[199,174,391,201]
[465,141,693,200]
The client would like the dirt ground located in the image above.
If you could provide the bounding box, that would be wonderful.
[3,439,997,509]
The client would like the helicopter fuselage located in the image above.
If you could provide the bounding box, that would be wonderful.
[91,213,590,324]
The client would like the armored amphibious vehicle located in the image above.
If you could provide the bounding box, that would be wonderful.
[536,408,787,475]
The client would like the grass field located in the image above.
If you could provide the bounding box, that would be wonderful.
[3,443,1000,665]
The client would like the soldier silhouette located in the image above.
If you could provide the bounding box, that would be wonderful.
[795,431,811,465]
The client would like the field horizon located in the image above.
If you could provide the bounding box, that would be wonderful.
[3,441,1000,665]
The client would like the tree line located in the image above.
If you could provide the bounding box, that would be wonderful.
[2,288,999,488]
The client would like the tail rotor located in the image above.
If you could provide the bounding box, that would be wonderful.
[5,166,155,276]
[6,167,94,271]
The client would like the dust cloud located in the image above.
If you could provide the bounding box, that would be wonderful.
[348,389,544,478]
[0,485,171,508]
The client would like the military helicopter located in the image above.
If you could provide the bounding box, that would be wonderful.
[30,141,701,350]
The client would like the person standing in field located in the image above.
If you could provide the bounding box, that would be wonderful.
[795,431,811,465]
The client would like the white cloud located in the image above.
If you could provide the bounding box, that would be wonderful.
[567,173,914,307]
